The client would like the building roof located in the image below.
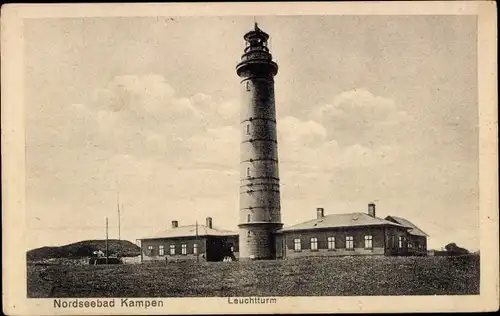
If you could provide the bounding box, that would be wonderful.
[277,212,408,233]
[140,225,238,240]
[385,216,429,237]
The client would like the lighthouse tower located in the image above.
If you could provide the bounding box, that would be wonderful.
[236,23,282,260]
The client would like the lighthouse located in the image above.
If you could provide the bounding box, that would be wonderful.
[236,23,283,260]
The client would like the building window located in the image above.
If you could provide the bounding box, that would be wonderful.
[245,81,250,91]
[147,245,153,256]
[398,236,403,249]
[158,245,165,256]
[294,238,301,251]
[193,243,198,254]
[181,244,187,255]
[310,237,318,251]
[364,235,373,249]
[327,237,336,250]
[346,236,354,249]
[170,244,176,255]
[246,123,251,136]
[408,243,413,248]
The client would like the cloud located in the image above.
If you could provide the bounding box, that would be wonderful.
[311,88,415,148]
[337,144,400,167]
[186,126,240,171]
[69,81,406,178]
[75,82,407,187]
[77,74,241,167]
[276,89,405,174]
[278,116,327,147]
[276,116,332,172]
[274,90,410,202]
[26,74,244,223]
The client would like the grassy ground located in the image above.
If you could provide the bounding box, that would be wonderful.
[27,255,479,297]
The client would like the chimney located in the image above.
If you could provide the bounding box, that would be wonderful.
[206,217,213,229]
[368,203,376,217]
[316,207,324,219]
[171,220,178,229]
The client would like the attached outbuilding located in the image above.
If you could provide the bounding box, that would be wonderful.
[385,215,428,256]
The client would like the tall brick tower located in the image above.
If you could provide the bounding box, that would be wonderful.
[236,23,282,260]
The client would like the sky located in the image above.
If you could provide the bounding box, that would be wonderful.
[24,15,478,251]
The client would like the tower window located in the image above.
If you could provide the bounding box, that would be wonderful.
[247,214,251,222]
[246,167,251,178]
[246,123,251,135]
[245,81,250,91]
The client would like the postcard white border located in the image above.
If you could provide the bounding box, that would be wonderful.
[1,1,498,315]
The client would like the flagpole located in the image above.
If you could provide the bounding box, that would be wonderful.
[118,204,122,242]
[117,190,121,241]
[196,220,199,263]
[105,217,109,265]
